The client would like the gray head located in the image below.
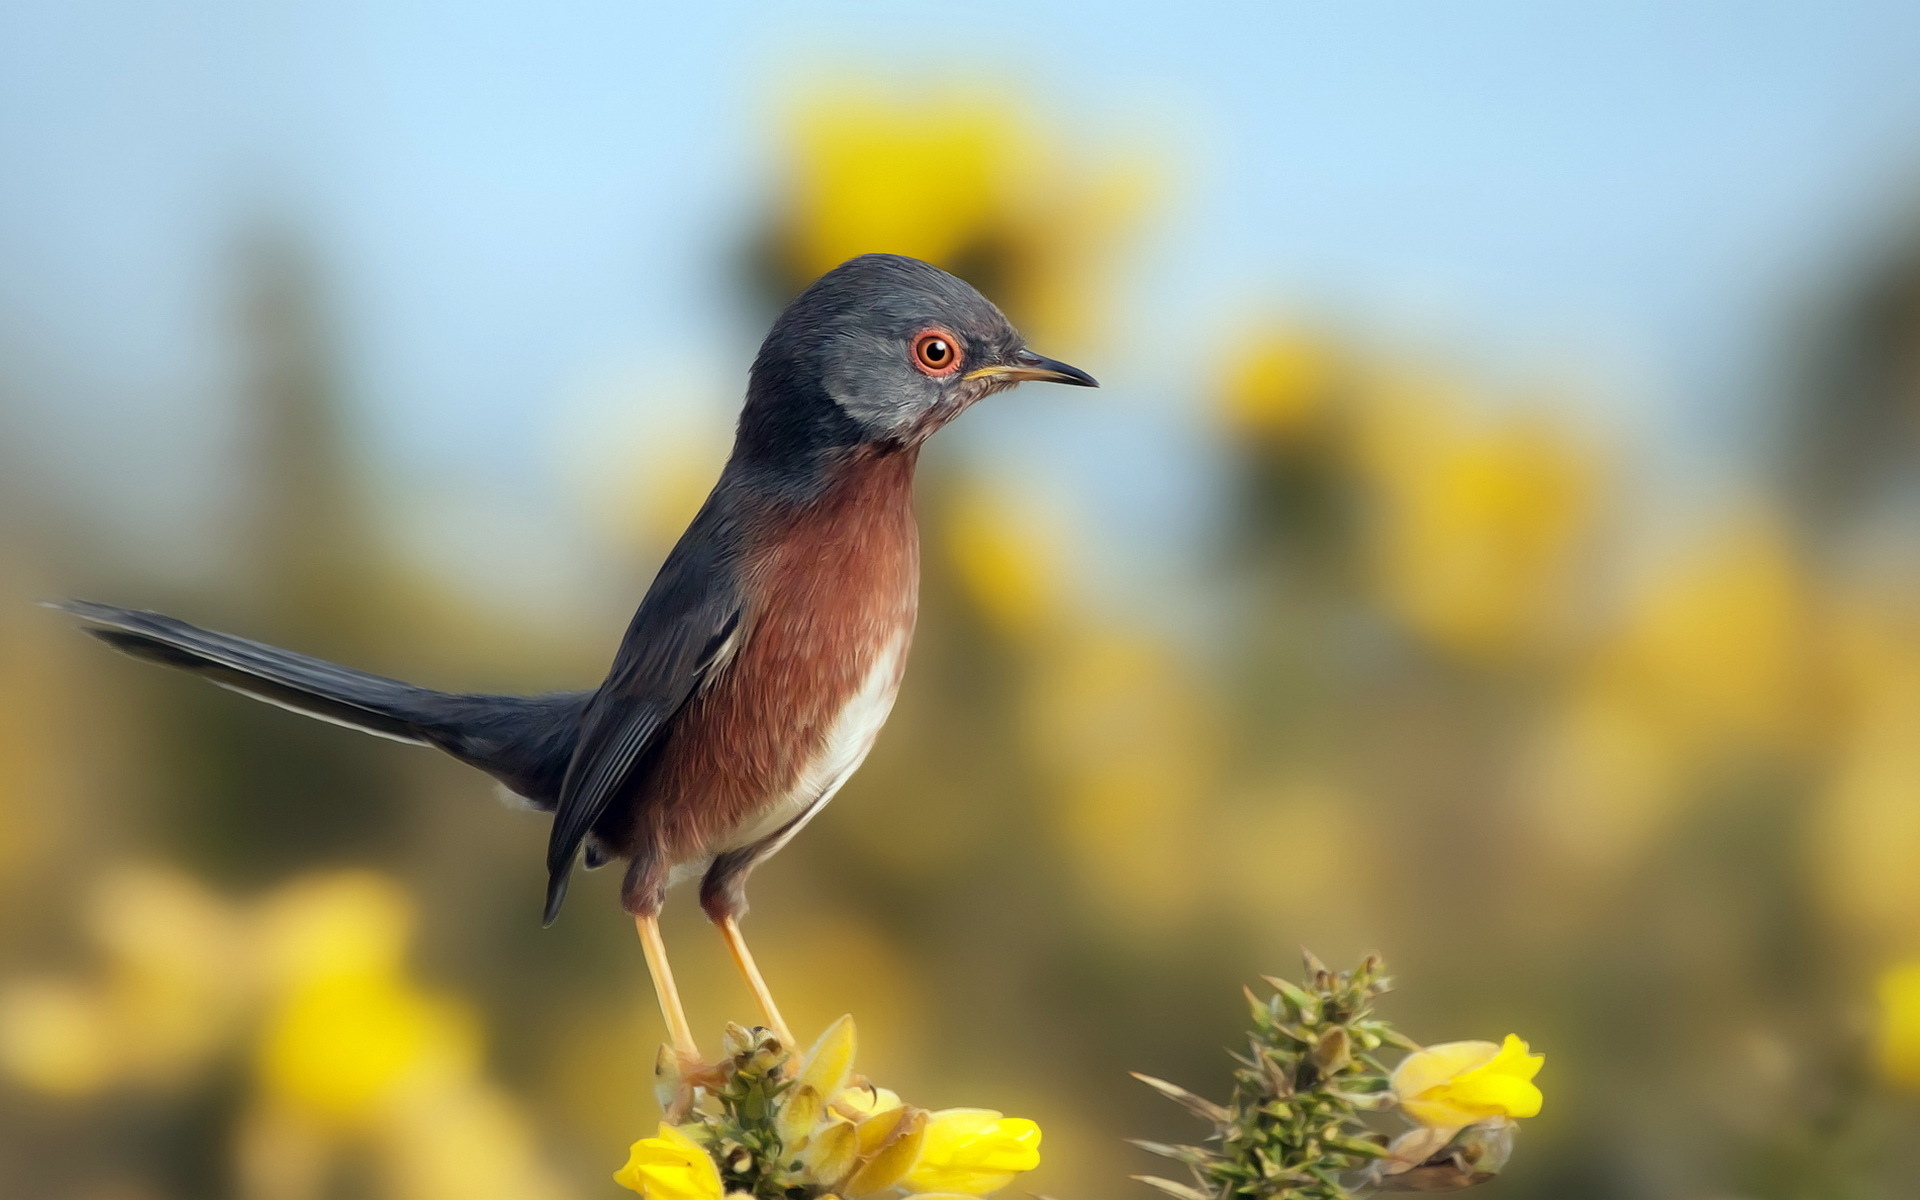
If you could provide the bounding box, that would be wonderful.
[736,254,1095,463]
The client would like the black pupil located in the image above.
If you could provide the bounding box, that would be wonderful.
[923,338,949,364]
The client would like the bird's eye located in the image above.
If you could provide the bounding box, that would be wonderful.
[911,329,962,376]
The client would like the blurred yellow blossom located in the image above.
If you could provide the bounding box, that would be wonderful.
[945,474,1218,932]
[1026,627,1214,931]
[257,972,479,1126]
[1391,1035,1545,1129]
[781,92,1022,280]
[767,88,1147,344]
[0,863,571,1196]
[945,484,1069,640]
[253,872,480,1127]
[615,1123,725,1200]
[0,977,115,1095]
[1525,683,1686,874]
[246,871,572,1199]
[1593,514,1811,755]
[1527,512,1819,882]
[0,864,242,1096]
[255,869,415,986]
[87,864,243,1084]
[1812,586,1920,946]
[902,1109,1043,1196]
[1218,330,1346,445]
[1358,375,1597,659]
[1876,962,1920,1090]
[385,1084,575,1200]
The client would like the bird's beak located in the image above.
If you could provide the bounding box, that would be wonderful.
[965,348,1099,388]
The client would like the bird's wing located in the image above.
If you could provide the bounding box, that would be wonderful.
[542,501,747,924]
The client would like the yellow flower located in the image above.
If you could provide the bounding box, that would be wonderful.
[778,1015,858,1149]
[0,978,114,1095]
[1392,1035,1544,1129]
[766,88,1147,345]
[1358,378,1596,660]
[1219,330,1344,445]
[615,1123,724,1200]
[835,1083,903,1118]
[257,975,478,1126]
[902,1108,1042,1196]
[945,485,1068,640]
[253,874,480,1127]
[1876,962,1920,1089]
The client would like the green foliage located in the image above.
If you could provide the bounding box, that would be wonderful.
[1132,954,1411,1200]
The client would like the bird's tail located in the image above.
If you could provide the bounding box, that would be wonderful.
[52,600,585,806]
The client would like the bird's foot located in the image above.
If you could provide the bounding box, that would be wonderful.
[654,1045,730,1122]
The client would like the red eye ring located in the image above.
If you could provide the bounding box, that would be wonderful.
[910,329,963,377]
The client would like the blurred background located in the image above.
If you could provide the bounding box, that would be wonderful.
[7,3,1920,1198]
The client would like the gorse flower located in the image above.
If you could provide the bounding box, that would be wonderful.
[616,1124,725,1200]
[1876,961,1920,1090]
[1132,955,1540,1198]
[626,1017,1042,1200]
[1390,1035,1546,1130]
[756,88,1146,346]
[904,1109,1044,1196]
[0,867,571,1200]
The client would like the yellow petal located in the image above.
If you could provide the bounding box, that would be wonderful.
[844,1107,926,1196]
[1391,1041,1498,1102]
[1442,1071,1543,1119]
[776,1084,827,1152]
[1393,1035,1545,1128]
[795,1016,858,1103]
[1878,962,1920,1089]
[800,1118,859,1188]
[614,1123,724,1200]
[1480,1035,1545,1081]
[903,1109,1043,1196]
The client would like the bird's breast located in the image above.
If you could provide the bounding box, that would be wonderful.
[709,626,907,858]
[628,445,921,869]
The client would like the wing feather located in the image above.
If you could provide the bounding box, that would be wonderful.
[541,495,748,923]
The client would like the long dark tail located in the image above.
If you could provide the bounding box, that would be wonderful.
[53,600,587,808]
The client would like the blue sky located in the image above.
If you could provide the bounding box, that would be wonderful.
[5,1,1920,607]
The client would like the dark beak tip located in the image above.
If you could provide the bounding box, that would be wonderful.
[1019,349,1099,388]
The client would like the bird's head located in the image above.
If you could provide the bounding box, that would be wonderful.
[738,254,1096,459]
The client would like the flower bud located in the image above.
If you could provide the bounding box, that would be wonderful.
[1391,1035,1544,1129]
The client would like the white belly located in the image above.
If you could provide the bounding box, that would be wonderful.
[669,631,905,884]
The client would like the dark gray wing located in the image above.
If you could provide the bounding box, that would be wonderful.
[542,497,747,924]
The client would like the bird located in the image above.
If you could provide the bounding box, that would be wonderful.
[54,252,1096,1068]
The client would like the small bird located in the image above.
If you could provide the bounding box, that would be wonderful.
[56,253,1096,1065]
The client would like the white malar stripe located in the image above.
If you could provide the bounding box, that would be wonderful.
[719,630,907,858]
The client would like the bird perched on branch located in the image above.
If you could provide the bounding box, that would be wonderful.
[55,253,1096,1067]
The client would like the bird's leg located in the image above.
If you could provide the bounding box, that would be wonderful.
[701,855,796,1054]
[635,913,701,1063]
[716,914,794,1050]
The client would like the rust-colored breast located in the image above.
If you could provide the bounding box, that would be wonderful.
[625,445,921,875]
